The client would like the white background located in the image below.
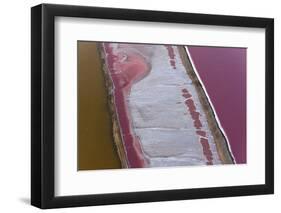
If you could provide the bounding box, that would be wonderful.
[0,0,279,212]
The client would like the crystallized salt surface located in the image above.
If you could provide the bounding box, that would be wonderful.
[129,45,221,166]
[103,43,222,167]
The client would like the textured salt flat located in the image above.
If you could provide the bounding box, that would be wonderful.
[103,43,225,168]
[129,45,221,166]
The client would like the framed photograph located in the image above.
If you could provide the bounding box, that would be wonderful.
[31,3,274,209]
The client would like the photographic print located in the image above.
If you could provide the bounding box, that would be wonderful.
[77,41,246,170]
[31,4,273,208]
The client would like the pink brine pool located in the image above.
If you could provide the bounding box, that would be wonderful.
[188,46,246,164]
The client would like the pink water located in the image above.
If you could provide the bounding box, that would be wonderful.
[188,46,247,164]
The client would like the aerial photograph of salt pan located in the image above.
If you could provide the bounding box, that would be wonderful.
[77,41,246,170]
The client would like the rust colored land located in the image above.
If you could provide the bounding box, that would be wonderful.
[78,41,121,170]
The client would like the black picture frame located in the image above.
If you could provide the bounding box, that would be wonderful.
[31,3,274,209]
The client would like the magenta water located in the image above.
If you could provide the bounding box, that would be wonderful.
[188,46,247,164]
